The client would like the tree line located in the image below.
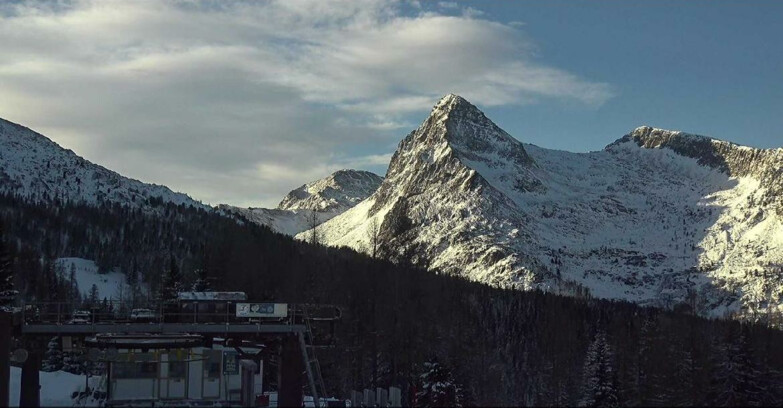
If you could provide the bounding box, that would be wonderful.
[2,192,783,406]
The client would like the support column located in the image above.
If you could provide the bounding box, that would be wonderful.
[20,340,41,408]
[278,335,304,408]
[0,312,11,408]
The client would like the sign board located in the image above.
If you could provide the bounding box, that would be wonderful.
[223,351,239,375]
[235,303,288,318]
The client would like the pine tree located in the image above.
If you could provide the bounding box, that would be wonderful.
[88,284,100,307]
[42,337,63,372]
[635,316,668,405]
[39,258,58,302]
[416,359,462,408]
[307,210,320,245]
[0,219,16,306]
[158,255,184,302]
[580,330,619,408]
[669,346,697,407]
[709,327,764,406]
[100,297,110,317]
[62,348,86,375]
[192,268,210,291]
[67,263,80,303]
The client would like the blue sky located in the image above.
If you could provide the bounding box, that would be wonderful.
[456,1,783,152]
[0,1,780,207]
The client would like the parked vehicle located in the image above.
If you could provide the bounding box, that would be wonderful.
[67,310,92,324]
[130,308,157,323]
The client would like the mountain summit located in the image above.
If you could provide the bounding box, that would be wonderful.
[372,93,542,215]
[278,169,382,213]
[306,94,547,284]
[221,169,382,235]
[306,94,783,318]
[426,93,536,168]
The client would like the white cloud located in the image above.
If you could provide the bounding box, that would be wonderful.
[339,153,394,169]
[0,0,615,207]
[437,2,459,10]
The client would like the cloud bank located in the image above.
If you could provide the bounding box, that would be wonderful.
[0,0,614,207]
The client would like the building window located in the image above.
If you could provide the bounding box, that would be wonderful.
[113,362,135,379]
[139,362,158,378]
[113,362,158,379]
[204,350,222,378]
[168,361,186,378]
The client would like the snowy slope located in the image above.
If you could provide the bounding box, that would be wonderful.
[221,170,382,235]
[10,367,103,407]
[0,116,380,236]
[0,118,204,210]
[278,169,383,213]
[55,258,129,300]
[307,94,783,318]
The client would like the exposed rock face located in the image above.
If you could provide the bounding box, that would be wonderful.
[306,95,783,319]
[371,94,541,216]
[308,94,549,286]
[617,126,783,216]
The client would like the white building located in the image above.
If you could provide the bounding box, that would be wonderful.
[107,345,262,406]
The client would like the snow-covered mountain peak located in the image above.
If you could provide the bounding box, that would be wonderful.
[310,96,783,319]
[431,93,470,115]
[423,94,536,168]
[0,117,204,210]
[375,94,541,207]
[220,169,382,236]
[310,95,547,280]
[277,169,383,213]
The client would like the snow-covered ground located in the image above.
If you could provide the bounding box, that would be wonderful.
[55,257,128,300]
[9,367,101,407]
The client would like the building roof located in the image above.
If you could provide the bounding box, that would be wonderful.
[176,291,247,301]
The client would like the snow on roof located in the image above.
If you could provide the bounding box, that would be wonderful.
[176,291,247,301]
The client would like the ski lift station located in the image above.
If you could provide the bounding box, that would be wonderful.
[87,335,262,405]
[0,291,343,407]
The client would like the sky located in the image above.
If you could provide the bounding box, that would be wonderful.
[1,0,781,208]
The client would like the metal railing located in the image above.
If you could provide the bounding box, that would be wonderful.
[20,300,342,328]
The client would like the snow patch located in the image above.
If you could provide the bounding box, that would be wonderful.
[9,367,102,407]
[55,258,127,300]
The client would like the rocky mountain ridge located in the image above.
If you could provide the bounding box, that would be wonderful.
[305,94,783,319]
[278,169,383,213]
[617,126,783,216]
[3,98,781,320]
[0,118,204,211]
[0,116,381,236]
[220,169,382,235]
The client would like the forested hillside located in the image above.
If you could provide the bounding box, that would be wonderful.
[2,192,783,406]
